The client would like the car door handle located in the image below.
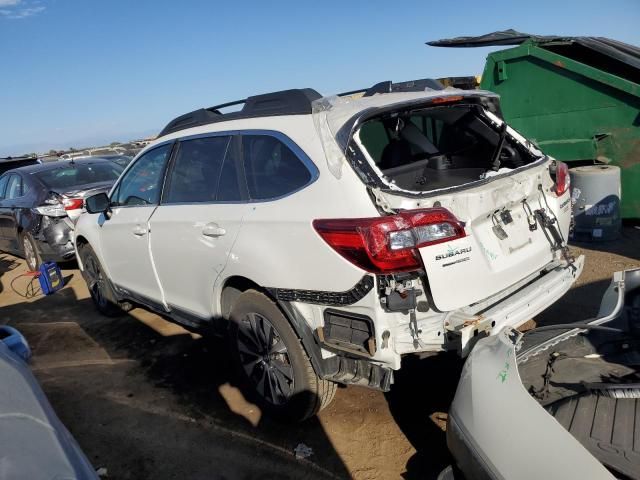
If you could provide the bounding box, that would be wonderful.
[132,225,148,236]
[202,223,226,237]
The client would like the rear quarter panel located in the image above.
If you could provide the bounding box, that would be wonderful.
[219,116,381,294]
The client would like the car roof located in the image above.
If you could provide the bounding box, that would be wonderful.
[158,88,323,138]
[156,78,453,139]
[146,87,496,157]
[2,158,117,176]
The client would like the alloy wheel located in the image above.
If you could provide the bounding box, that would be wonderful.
[236,312,294,405]
[23,236,37,271]
[85,254,107,308]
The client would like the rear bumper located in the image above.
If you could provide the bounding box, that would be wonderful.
[288,256,584,374]
[36,240,75,263]
[447,255,585,356]
[35,216,75,263]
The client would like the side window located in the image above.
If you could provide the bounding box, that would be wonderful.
[241,135,312,200]
[5,174,23,200]
[0,175,9,200]
[164,136,231,204]
[112,144,172,206]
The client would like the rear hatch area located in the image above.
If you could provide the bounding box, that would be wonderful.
[348,95,573,311]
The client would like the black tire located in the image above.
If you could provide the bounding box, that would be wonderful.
[21,232,41,272]
[78,244,123,317]
[228,290,336,421]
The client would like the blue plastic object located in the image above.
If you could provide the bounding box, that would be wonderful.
[0,326,31,361]
[38,261,64,295]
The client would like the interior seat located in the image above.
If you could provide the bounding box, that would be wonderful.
[379,139,413,170]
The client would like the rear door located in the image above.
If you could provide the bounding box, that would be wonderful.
[99,143,173,306]
[149,134,248,319]
[1,174,32,252]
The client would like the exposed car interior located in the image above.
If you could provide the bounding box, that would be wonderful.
[356,104,538,191]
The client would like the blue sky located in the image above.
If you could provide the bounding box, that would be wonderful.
[1,0,639,156]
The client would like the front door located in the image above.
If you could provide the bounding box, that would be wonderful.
[99,143,173,307]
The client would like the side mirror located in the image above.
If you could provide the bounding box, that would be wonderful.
[85,192,111,214]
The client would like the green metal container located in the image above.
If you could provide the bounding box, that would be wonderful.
[429,31,640,218]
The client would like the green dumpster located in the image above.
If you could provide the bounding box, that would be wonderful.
[428,30,640,218]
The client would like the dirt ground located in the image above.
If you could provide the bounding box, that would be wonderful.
[1,227,638,480]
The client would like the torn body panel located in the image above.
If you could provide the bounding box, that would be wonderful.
[37,215,75,260]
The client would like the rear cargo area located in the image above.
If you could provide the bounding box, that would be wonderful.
[355,103,540,192]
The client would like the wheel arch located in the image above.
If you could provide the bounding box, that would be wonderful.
[220,275,266,320]
[74,235,89,270]
[219,275,326,378]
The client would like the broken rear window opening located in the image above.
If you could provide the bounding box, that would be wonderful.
[34,163,123,190]
[353,104,540,192]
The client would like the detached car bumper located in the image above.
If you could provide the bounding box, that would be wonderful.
[444,268,640,480]
[446,327,615,480]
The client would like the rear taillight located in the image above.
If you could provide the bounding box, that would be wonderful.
[553,161,570,196]
[313,208,466,274]
[62,198,84,211]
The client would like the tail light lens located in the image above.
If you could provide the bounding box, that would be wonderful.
[553,161,570,196]
[313,208,466,274]
[62,198,84,211]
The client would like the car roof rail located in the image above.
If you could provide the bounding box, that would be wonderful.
[158,88,323,137]
[338,78,445,97]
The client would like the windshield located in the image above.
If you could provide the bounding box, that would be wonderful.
[34,162,123,190]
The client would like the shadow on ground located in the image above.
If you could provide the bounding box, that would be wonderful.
[570,224,640,261]
[386,353,464,479]
[0,277,350,480]
[0,254,19,294]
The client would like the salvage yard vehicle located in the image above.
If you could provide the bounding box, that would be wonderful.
[0,155,40,176]
[0,326,98,479]
[443,268,640,480]
[0,158,123,271]
[74,79,582,420]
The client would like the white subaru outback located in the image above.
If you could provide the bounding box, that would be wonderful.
[74,79,583,420]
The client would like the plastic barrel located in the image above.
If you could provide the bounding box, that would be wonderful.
[569,165,621,242]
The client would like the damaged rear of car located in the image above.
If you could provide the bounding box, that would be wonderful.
[0,159,122,270]
[444,268,640,480]
[313,84,581,356]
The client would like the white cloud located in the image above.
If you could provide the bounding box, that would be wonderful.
[0,0,45,19]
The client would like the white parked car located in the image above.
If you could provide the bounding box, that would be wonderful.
[74,79,583,420]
